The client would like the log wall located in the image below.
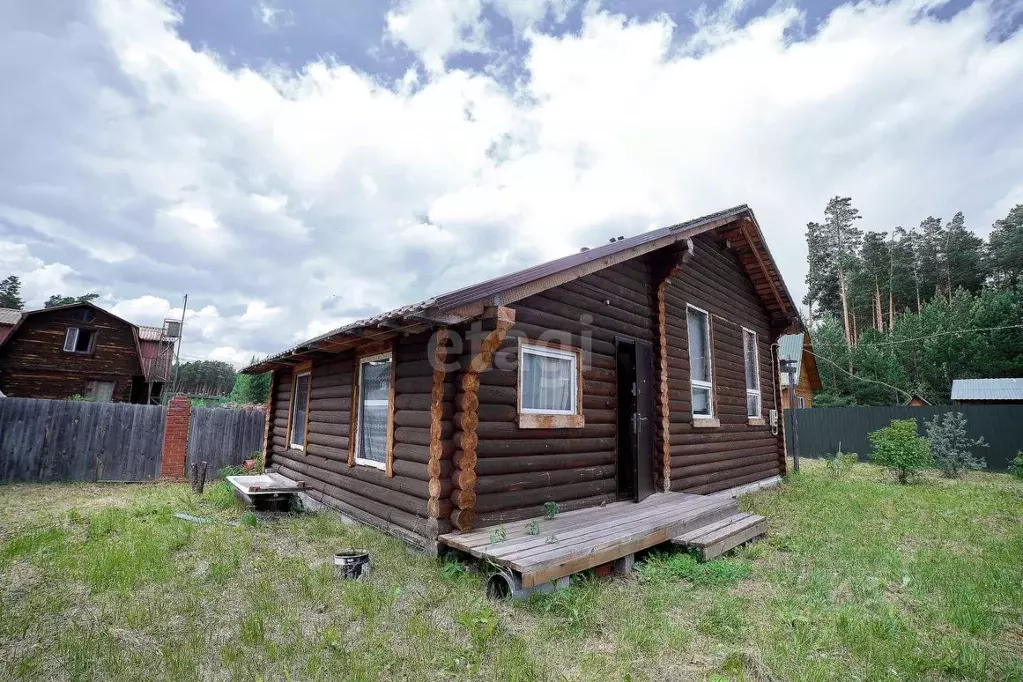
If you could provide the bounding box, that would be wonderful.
[454,261,657,527]
[267,334,445,551]
[663,232,783,493]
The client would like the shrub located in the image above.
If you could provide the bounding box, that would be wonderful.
[868,419,931,484]
[924,412,987,478]
[1009,452,1023,480]
[824,446,858,479]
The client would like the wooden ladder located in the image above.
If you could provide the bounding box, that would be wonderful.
[671,512,766,560]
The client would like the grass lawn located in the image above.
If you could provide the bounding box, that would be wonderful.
[1,459,1022,681]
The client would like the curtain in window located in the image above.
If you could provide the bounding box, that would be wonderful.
[521,351,574,412]
[687,310,710,382]
[358,359,391,463]
[743,330,759,390]
[290,374,310,446]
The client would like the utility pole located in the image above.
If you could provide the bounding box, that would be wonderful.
[781,359,800,473]
[171,294,188,396]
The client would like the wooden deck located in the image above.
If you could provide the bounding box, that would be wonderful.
[439,491,743,587]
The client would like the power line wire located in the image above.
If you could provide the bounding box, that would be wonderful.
[804,348,913,400]
[812,324,1023,348]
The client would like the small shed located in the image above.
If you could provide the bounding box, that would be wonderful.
[951,378,1023,405]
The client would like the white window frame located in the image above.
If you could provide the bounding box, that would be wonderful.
[518,343,579,416]
[64,328,79,352]
[687,305,714,419]
[354,352,392,470]
[742,327,762,418]
[798,396,806,409]
[288,371,311,451]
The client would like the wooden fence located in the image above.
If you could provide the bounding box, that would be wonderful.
[187,407,267,474]
[0,397,267,483]
[0,397,166,482]
[784,405,1023,471]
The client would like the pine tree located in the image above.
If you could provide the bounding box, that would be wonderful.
[988,204,1023,288]
[44,292,100,308]
[803,221,841,322]
[0,276,25,310]
[942,211,986,295]
[823,197,863,344]
[913,216,945,303]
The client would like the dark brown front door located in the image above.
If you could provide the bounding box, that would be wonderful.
[616,338,656,502]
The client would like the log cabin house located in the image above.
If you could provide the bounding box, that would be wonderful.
[244,205,804,579]
[0,302,175,403]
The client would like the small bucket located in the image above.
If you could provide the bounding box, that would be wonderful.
[334,550,370,580]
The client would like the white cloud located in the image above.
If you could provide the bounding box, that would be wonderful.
[0,0,1021,366]
[254,2,293,28]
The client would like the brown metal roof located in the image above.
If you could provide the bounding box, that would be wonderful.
[244,204,801,373]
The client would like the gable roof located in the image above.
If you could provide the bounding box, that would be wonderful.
[951,378,1023,401]
[244,204,803,373]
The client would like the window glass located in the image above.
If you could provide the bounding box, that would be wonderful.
[289,373,310,448]
[64,328,79,352]
[687,308,713,417]
[687,309,711,383]
[743,329,761,417]
[357,356,392,465]
[520,346,577,414]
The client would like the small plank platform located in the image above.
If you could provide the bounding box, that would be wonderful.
[439,491,744,588]
[672,512,766,560]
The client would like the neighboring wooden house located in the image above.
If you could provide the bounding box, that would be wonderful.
[951,378,1023,405]
[0,302,175,403]
[903,394,931,407]
[244,205,804,563]
[777,333,822,409]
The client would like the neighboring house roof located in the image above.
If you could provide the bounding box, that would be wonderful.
[0,308,23,325]
[951,378,1023,401]
[138,325,166,342]
[903,394,931,406]
[245,204,803,373]
[778,333,804,378]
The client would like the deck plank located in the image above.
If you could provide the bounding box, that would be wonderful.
[672,513,751,544]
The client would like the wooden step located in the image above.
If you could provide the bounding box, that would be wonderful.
[671,512,766,560]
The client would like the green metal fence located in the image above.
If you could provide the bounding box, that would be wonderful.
[784,405,1022,471]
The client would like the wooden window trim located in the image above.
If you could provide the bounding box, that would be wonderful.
[350,349,396,474]
[288,370,312,451]
[517,338,584,429]
[686,305,715,421]
[742,326,762,419]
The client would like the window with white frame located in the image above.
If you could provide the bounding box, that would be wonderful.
[289,372,311,450]
[63,327,97,354]
[355,353,392,469]
[742,328,762,417]
[798,396,806,409]
[687,307,714,417]
[519,343,579,415]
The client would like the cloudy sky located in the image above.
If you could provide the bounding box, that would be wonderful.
[1,0,1021,367]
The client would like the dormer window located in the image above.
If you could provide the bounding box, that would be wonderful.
[63,328,97,354]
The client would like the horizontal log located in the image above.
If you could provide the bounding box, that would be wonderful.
[275,452,433,508]
[305,442,348,461]
[393,440,455,463]
[681,466,781,495]
[310,385,352,401]
[306,432,350,450]
[395,376,435,394]
[670,452,778,478]
[308,397,351,412]
[454,420,615,440]
[669,437,778,457]
[307,420,349,437]
[474,465,616,495]
[275,464,445,541]
[473,479,617,513]
[469,436,615,457]
[673,459,780,491]
[461,450,616,476]
[395,359,438,379]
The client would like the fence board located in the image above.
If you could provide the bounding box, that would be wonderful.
[0,397,166,482]
[186,407,267,475]
[784,405,1021,471]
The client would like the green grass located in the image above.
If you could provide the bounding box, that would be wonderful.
[1,460,1022,681]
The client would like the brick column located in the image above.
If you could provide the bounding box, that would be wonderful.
[161,395,192,478]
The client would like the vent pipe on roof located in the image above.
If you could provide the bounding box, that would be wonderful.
[580,247,590,252]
